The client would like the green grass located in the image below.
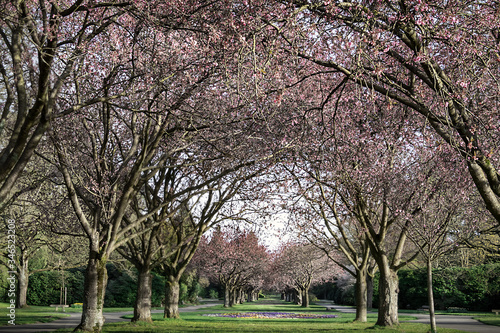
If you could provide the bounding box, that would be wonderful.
[56,300,465,332]
[0,303,70,326]
[475,315,500,326]
[1,299,497,332]
[0,303,165,326]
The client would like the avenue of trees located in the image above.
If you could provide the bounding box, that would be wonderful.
[1,1,500,332]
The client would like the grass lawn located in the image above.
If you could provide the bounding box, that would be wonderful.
[52,300,466,332]
[0,303,70,326]
[476,315,500,326]
[1,299,496,332]
[0,303,165,326]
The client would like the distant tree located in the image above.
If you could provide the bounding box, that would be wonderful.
[272,242,339,308]
[194,228,271,308]
[0,155,85,308]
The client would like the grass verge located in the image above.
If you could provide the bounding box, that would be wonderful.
[475,315,500,326]
[0,303,70,326]
[0,303,165,326]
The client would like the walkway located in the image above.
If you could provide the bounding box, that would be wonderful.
[0,302,221,333]
[2,301,499,333]
[324,303,500,333]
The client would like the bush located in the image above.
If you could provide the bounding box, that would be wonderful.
[27,271,61,305]
[308,293,318,303]
[208,288,219,299]
[397,264,500,311]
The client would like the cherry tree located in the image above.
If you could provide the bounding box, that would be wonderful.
[272,242,339,307]
[0,0,134,207]
[0,152,86,308]
[407,185,478,333]
[45,1,287,329]
[272,79,475,326]
[269,0,500,227]
[194,228,271,308]
[289,205,377,322]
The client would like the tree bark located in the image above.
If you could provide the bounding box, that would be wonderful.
[75,255,108,332]
[230,288,237,306]
[367,273,374,310]
[133,268,153,323]
[16,255,28,308]
[295,289,302,305]
[427,258,437,333]
[164,276,180,318]
[354,268,368,322]
[301,288,309,307]
[223,285,231,307]
[376,263,399,327]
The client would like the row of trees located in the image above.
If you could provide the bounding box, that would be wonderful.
[2,1,500,332]
[193,228,339,309]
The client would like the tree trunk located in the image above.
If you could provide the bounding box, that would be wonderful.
[301,288,309,307]
[229,288,237,306]
[16,255,28,308]
[376,263,399,327]
[164,276,180,318]
[295,289,302,305]
[427,258,437,333]
[367,273,374,310]
[133,268,153,323]
[354,268,368,322]
[75,255,108,332]
[239,289,244,304]
[224,286,231,307]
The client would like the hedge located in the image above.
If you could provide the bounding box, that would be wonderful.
[396,263,500,311]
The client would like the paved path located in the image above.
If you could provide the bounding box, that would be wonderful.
[322,303,500,333]
[2,301,499,333]
[0,302,221,333]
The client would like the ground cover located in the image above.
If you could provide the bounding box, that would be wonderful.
[0,303,164,326]
[64,301,465,332]
[0,303,70,326]
[476,316,500,326]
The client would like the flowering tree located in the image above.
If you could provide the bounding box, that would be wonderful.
[0,0,132,207]
[406,186,478,333]
[270,0,500,228]
[273,81,475,325]
[194,228,271,308]
[272,242,340,307]
[0,153,86,309]
[289,205,377,322]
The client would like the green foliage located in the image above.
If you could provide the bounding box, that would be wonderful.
[179,270,204,304]
[151,273,165,307]
[308,293,318,303]
[24,264,166,308]
[105,265,136,307]
[208,288,219,299]
[397,263,500,311]
[27,270,62,305]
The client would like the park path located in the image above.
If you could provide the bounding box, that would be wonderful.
[321,303,500,333]
[2,301,499,333]
[0,301,222,333]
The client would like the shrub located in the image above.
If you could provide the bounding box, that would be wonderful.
[208,288,219,299]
